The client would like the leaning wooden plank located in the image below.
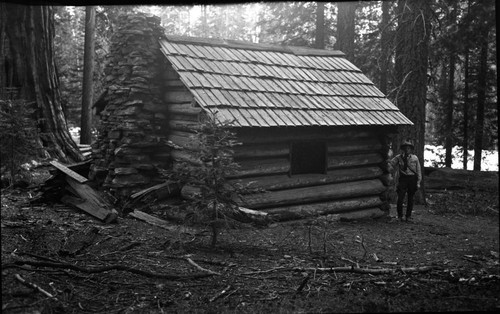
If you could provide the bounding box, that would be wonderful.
[50,160,88,184]
[128,210,197,235]
[130,181,182,200]
[61,195,118,223]
[64,177,119,223]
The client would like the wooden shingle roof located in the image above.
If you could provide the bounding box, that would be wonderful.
[159,35,413,128]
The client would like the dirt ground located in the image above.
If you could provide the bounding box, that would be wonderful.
[1,177,499,313]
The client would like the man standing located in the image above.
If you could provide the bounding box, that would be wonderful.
[391,139,422,222]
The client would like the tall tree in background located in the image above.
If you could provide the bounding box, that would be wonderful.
[315,2,325,49]
[335,1,357,62]
[394,0,431,201]
[472,3,491,171]
[80,6,96,144]
[379,0,391,95]
[1,4,82,163]
[444,1,458,168]
[258,2,332,47]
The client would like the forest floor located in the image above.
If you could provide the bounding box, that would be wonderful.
[1,171,499,313]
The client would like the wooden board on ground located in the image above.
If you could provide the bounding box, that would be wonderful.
[129,210,197,235]
[63,177,119,223]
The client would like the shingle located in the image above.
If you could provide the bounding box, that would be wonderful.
[253,91,277,108]
[231,61,251,76]
[160,41,177,55]
[260,108,283,126]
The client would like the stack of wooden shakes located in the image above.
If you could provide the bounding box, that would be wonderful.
[89,13,171,198]
[32,161,118,223]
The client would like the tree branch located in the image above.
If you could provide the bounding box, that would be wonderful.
[4,260,217,280]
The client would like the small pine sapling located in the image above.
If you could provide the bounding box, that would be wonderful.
[170,113,243,246]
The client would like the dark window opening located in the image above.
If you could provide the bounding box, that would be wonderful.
[290,141,327,175]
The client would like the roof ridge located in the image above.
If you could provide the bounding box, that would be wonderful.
[164,35,345,57]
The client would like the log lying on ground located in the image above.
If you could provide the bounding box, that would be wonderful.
[239,179,386,209]
[128,210,198,234]
[229,166,383,191]
[263,196,384,221]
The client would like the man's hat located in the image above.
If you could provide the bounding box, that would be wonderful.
[400,139,414,149]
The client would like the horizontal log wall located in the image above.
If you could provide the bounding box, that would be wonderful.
[264,196,384,221]
[239,179,386,209]
[166,123,393,217]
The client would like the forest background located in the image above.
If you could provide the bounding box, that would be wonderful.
[2,1,497,172]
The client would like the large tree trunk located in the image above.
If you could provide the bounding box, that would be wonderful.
[473,24,489,171]
[80,6,96,145]
[379,0,391,94]
[314,2,325,49]
[394,0,431,203]
[444,2,457,168]
[1,4,83,163]
[462,50,470,170]
[335,1,357,62]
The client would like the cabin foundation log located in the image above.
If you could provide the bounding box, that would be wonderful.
[240,179,386,209]
[263,196,384,221]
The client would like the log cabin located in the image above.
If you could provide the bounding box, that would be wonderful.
[90,14,413,221]
[157,35,412,220]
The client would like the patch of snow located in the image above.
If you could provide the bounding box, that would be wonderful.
[424,145,498,171]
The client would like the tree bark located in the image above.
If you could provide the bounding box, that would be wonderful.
[394,0,431,203]
[314,2,325,49]
[473,24,489,171]
[379,0,391,94]
[1,4,82,163]
[335,1,357,62]
[80,6,96,144]
[462,50,470,170]
[445,2,457,168]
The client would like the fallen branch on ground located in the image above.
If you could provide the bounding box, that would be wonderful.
[209,285,232,302]
[239,265,436,276]
[4,260,217,280]
[14,274,58,301]
[186,257,221,275]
